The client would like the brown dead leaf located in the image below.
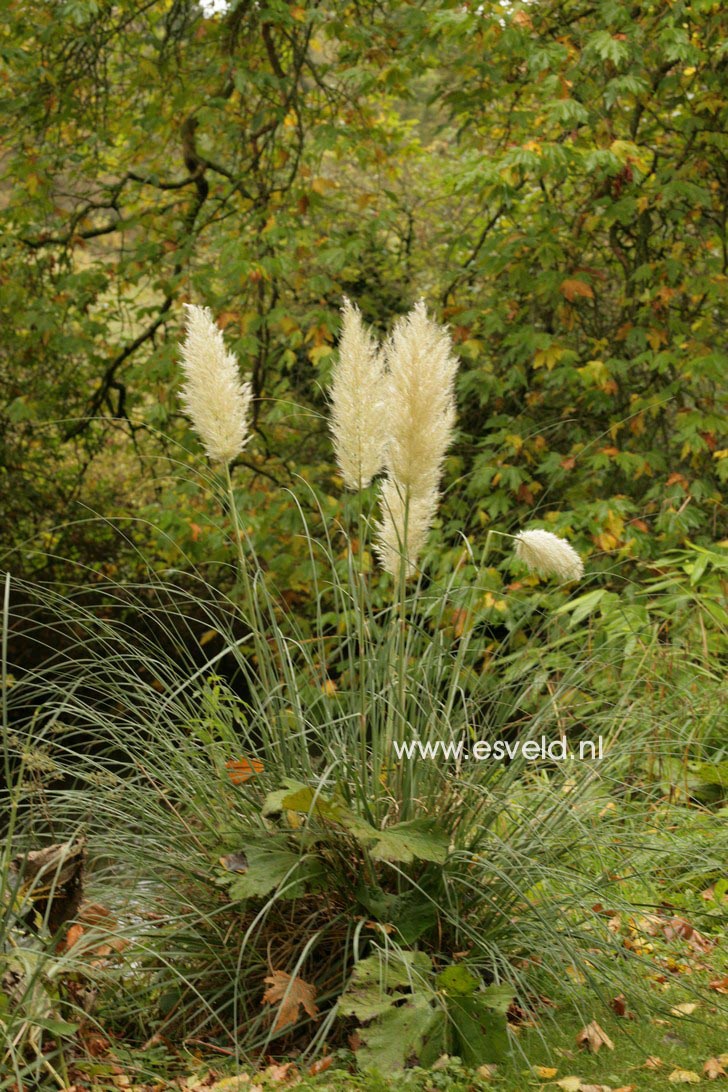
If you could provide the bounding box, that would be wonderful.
[64,923,85,949]
[580,1085,613,1092]
[225,757,264,785]
[709,976,728,994]
[668,1069,701,1084]
[263,1062,296,1083]
[262,970,318,1032]
[704,1058,727,1080]
[561,278,595,302]
[219,853,249,874]
[644,1056,663,1069]
[307,1057,333,1077]
[610,995,627,1017]
[576,1021,614,1054]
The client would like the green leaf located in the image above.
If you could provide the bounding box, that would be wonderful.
[35,1017,81,1036]
[356,995,442,1073]
[369,819,449,864]
[447,993,511,1065]
[436,963,481,996]
[227,843,322,900]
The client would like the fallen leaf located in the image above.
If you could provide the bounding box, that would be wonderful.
[476,1064,498,1081]
[671,1002,698,1017]
[668,1070,701,1084]
[533,1066,558,1078]
[219,852,249,873]
[580,1085,613,1092]
[610,995,627,1017]
[225,757,264,785]
[263,1062,296,1082]
[64,923,85,949]
[307,1057,333,1077]
[644,1056,663,1069]
[576,1021,614,1054]
[556,1078,582,1091]
[704,1058,727,1080]
[709,976,728,994]
[262,970,318,1031]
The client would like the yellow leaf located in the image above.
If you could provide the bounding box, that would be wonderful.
[308,345,333,365]
[577,360,609,386]
[668,1070,701,1084]
[670,1002,698,1017]
[556,1078,582,1091]
[533,1066,558,1078]
[311,176,335,195]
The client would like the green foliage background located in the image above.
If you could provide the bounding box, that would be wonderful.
[1,0,726,587]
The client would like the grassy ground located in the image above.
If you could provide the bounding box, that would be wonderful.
[65,900,727,1091]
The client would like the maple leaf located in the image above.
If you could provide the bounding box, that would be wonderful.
[262,970,318,1031]
[307,1057,333,1077]
[225,757,264,785]
[576,1021,615,1053]
[560,278,595,302]
[704,1057,726,1080]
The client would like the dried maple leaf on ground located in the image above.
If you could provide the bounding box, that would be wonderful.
[576,1021,615,1054]
[307,1057,332,1077]
[262,970,318,1031]
[704,1057,727,1080]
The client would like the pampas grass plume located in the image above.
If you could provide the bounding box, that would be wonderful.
[514,529,584,582]
[383,300,458,498]
[329,298,388,489]
[376,478,439,580]
[375,301,459,578]
[179,304,253,464]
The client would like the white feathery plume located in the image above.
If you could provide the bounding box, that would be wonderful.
[179,304,253,464]
[375,478,439,580]
[375,300,459,579]
[514,529,584,582]
[329,297,388,489]
[382,300,458,498]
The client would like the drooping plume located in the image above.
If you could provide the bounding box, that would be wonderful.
[329,298,388,489]
[375,301,459,578]
[179,304,253,464]
[513,529,584,582]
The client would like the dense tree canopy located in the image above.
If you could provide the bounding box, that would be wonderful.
[1,0,726,587]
